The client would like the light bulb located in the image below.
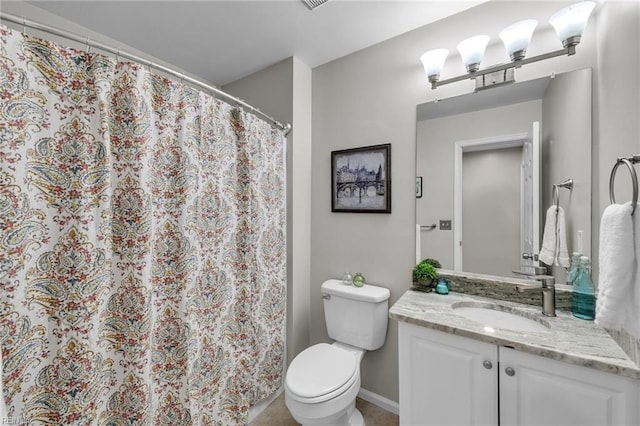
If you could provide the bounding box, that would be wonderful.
[550,1,596,47]
[499,19,538,61]
[457,35,490,73]
[420,49,449,83]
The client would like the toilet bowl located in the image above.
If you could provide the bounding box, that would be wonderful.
[285,343,364,426]
[284,279,390,426]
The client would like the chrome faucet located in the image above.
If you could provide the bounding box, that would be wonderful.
[513,270,556,317]
[536,275,556,317]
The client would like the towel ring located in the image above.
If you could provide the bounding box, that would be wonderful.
[609,158,638,215]
[552,179,573,209]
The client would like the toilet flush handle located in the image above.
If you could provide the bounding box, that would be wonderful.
[322,293,331,300]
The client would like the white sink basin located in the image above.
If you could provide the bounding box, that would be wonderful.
[452,302,550,333]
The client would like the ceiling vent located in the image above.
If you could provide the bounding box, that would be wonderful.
[302,0,329,11]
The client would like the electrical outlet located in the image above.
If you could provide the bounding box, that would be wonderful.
[440,220,452,231]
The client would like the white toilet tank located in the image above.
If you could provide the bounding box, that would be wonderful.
[321,279,391,351]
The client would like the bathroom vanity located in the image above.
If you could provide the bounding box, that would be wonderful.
[390,290,640,426]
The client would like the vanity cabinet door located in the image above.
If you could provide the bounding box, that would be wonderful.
[499,347,640,426]
[398,322,498,425]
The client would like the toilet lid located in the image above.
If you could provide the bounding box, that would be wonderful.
[286,343,357,399]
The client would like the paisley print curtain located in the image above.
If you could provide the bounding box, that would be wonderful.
[0,25,286,425]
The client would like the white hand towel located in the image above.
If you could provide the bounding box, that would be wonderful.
[595,202,635,334]
[539,206,557,265]
[556,207,570,267]
[625,203,640,337]
[539,206,570,268]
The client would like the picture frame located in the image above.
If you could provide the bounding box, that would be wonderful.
[331,143,391,213]
[416,176,423,198]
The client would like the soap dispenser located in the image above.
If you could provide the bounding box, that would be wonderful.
[572,256,595,320]
[566,252,582,285]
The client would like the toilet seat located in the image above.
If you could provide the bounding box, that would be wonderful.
[285,343,359,404]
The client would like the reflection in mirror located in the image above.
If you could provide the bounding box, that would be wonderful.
[416,68,592,285]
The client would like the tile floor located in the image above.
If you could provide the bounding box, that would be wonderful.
[250,393,399,426]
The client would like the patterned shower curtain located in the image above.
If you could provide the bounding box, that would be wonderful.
[0,25,286,425]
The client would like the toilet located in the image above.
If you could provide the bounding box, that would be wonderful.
[285,279,391,426]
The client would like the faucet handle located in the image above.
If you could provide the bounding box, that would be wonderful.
[513,265,548,276]
[534,275,556,288]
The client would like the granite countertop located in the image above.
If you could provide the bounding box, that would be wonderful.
[389,289,640,380]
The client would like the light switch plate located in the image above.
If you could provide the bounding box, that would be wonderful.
[440,220,452,230]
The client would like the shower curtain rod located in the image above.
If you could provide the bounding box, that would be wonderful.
[0,12,292,136]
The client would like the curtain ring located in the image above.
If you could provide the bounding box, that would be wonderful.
[86,37,91,53]
[22,16,27,35]
[609,158,638,215]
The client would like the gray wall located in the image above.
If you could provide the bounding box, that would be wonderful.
[312,1,599,403]
[416,101,541,272]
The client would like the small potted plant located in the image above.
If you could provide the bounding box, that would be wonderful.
[421,258,442,269]
[412,258,440,291]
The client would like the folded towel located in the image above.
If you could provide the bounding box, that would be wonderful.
[539,206,570,268]
[595,202,636,335]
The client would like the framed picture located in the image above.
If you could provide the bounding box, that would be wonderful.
[416,176,423,198]
[331,143,391,213]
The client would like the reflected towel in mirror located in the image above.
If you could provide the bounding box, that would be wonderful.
[539,205,570,268]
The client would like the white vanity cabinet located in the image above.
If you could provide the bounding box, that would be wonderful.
[398,322,640,426]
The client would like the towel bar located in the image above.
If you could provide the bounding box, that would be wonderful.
[420,224,437,231]
[609,157,639,215]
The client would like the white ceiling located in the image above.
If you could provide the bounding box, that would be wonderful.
[25,0,487,86]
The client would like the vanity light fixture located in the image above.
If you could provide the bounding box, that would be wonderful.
[420,1,595,91]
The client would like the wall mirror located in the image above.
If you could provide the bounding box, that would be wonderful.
[415,68,592,284]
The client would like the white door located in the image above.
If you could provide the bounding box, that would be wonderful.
[520,121,540,272]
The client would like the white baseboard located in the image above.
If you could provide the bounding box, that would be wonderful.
[248,387,284,423]
[358,387,399,416]
[248,386,399,422]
